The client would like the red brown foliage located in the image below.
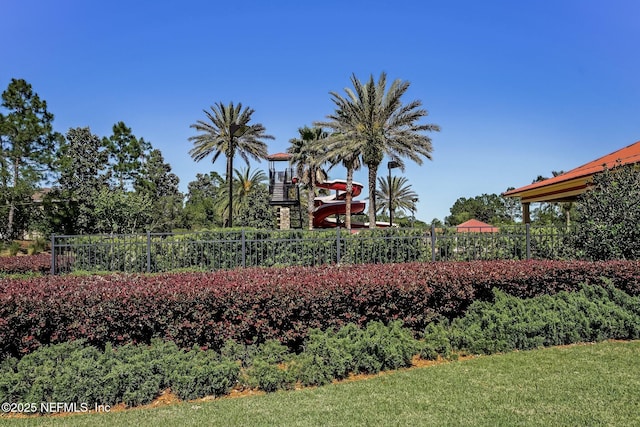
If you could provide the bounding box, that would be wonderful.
[1,260,638,359]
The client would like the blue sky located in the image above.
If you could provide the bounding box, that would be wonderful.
[3,0,639,222]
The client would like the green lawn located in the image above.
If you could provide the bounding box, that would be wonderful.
[3,341,639,427]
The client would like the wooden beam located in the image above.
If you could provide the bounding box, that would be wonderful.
[523,202,531,224]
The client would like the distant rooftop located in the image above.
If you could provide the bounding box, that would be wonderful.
[456,219,499,233]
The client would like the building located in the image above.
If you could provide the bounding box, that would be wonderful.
[456,219,499,233]
[503,140,640,223]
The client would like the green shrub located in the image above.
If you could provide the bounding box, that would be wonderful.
[573,164,640,260]
[7,241,21,256]
[242,340,295,392]
[0,339,241,410]
[289,354,335,387]
[169,347,240,400]
[293,321,420,384]
[352,321,419,374]
[244,360,295,392]
[447,283,640,356]
[301,325,358,381]
[220,339,259,368]
[27,238,47,255]
[421,321,453,360]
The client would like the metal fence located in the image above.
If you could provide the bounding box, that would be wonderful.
[50,224,577,274]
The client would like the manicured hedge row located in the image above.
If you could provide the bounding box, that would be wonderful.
[0,321,419,409]
[0,339,239,409]
[1,260,639,359]
[0,254,50,274]
[422,282,640,359]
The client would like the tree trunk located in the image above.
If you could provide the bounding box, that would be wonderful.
[308,167,316,230]
[6,157,19,239]
[345,167,353,230]
[226,154,233,228]
[368,166,377,228]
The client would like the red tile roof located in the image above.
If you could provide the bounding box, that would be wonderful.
[504,140,640,197]
[456,219,499,233]
[267,152,292,161]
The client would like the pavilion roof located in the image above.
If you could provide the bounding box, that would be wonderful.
[503,140,640,203]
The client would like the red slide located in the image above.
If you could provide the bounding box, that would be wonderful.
[312,180,366,228]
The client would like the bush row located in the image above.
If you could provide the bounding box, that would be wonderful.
[0,254,50,274]
[1,260,639,359]
[0,339,238,410]
[422,282,640,358]
[0,321,417,411]
[3,283,639,411]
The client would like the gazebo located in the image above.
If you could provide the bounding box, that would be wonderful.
[503,140,640,223]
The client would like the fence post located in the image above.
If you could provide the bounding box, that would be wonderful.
[241,229,246,268]
[431,223,436,262]
[336,226,341,264]
[526,223,531,260]
[146,231,151,273]
[50,234,56,275]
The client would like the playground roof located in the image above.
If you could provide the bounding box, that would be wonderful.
[503,140,640,204]
[267,152,292,161]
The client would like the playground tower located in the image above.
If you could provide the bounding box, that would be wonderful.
[267,153,302,229]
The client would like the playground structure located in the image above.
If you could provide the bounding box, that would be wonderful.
[312,180,366,228]
[268,153,303,229]
[268,152,386,229]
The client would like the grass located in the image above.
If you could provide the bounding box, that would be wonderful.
[2,341,639,426]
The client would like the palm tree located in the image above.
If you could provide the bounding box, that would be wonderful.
[288,126,328,229]
[322,136,362,230]
[189,102,273,227]
[317,72,439,228]
[215,167,268,221]
[375,175,418,226]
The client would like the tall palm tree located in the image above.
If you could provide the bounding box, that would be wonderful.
[288,126,328,230]
[189,102,273,227]
[321,135,362,230]
[317,72,439,228]
[375,175,419,226]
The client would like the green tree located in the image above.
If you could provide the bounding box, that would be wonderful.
[189,102,273,227]
[50,127,109,234]
[288,126,329,229]
[182,172,225,229]
[93,188,152,234]
[215,167,268,223]
[503,187,522,223]
[134,148,183,232]
[375,175,418,226]
[0,78,62,239]
[233,178,273,229]
[317,72,439,228]
[103,121,151,190]
[530,171,575,227]
[445,194,515,226]
[573,164,640,260]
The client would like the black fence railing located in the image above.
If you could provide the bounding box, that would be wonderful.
[50,225,578,274]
